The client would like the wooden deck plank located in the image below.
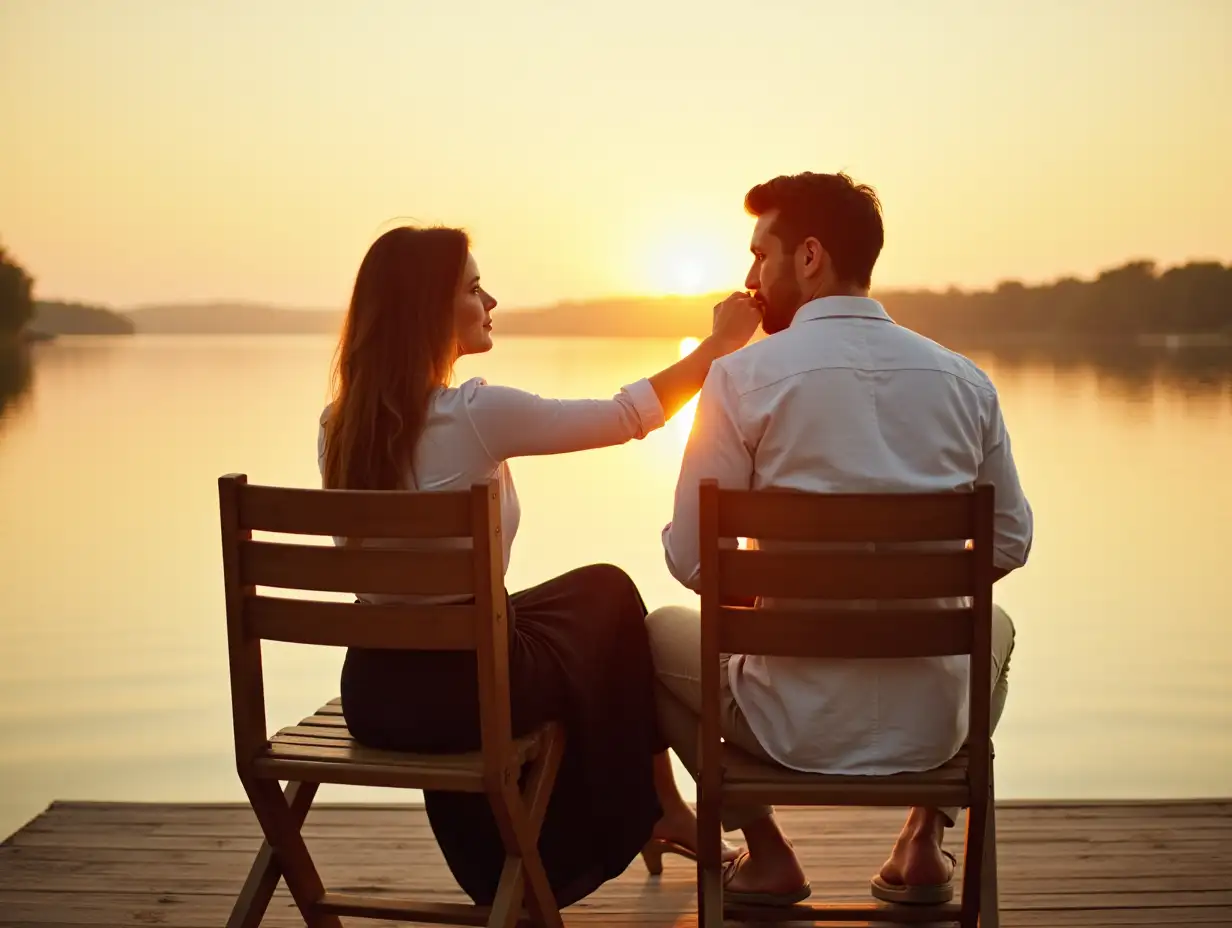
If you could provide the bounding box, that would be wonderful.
[1,800,1229,927]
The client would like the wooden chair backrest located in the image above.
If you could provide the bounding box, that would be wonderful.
[218,474,510,777]
[698,480,996,794]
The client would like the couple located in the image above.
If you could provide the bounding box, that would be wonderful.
[316,170,1033,910]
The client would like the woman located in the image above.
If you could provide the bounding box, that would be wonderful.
[317,226,759,907]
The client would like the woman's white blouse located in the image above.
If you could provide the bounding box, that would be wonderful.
[316,377,665,601]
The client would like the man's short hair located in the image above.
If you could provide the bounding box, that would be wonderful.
[744,172,884,288]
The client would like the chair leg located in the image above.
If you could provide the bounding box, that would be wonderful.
[696,796,724,928]
[244,777,342,928]
[522,723,564,836]
[960,784,990,928]
[487,856,527,928]
[228,781,317,928]
[980,771,1000,928]
[489,726,565,928]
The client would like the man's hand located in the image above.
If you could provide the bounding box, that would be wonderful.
[710,291,763,354]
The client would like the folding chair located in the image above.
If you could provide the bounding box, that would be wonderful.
[218,474,565,928]
[696,479,1000,928]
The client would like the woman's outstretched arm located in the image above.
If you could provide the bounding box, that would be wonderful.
[647,292,762,419]
[463,292,763,461]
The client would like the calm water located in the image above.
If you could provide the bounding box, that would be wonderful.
[1,335,1230,839]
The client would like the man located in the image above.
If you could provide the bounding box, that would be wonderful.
[649,172,1032,906]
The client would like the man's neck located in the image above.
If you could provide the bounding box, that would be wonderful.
[804,283,870,302]
[784,284,873,328]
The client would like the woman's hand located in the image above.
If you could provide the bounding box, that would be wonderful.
[710,291,763,354]
[646,292,762,418]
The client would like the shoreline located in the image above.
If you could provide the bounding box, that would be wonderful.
[14,329,1232,346]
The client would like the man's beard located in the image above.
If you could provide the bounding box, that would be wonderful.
[760,273,804,335]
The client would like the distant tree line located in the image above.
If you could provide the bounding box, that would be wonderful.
[0,244,35,335]
[33,300,135,335]
[879,260,1232,343]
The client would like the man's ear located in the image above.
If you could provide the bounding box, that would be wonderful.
[801,237,827,277]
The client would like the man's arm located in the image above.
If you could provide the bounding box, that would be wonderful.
[661,362,755,591]
[978,392,1033,580]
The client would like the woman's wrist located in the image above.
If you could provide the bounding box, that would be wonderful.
[698,333,737,358]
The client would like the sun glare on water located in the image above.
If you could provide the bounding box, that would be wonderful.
[674,335,745,547]
[666,336,703,442]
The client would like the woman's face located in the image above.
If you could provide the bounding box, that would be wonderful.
[453,252,498,356]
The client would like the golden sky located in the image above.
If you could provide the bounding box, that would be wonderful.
[1,0,1229,310]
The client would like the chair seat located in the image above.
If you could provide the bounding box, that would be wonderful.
[720,742,974,808]
[250,698,546,792]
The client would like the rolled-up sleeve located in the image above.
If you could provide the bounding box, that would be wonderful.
[462,377,665,461]
[662,363,753,590]
[978,394,1033,570]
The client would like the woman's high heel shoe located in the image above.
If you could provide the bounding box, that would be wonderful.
[641,836,742,876]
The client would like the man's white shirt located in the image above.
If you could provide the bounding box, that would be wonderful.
[662,296,1032,775]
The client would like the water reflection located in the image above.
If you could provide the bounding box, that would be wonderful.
[669,337,703,448]
[963,341,1232,404]
[0,333,1230,842]
[0,338,33,427]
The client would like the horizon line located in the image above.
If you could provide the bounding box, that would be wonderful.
[32,252,1231,314]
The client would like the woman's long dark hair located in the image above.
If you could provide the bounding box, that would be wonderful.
[321,226,470,490]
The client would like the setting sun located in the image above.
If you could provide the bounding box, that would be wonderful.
[639,229,740,297]
[653,247,724,295]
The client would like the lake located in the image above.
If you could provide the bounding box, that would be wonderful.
[1,334,1230,840]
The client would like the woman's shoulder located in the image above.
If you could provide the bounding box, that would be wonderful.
[434,376,506,410]
[445,376,489,397]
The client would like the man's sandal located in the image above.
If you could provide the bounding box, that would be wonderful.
[870,849,956,905]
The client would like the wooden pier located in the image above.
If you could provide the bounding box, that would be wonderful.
[1,800,1229,926]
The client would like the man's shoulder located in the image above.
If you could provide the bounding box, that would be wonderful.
[714,325,1000,399]
[887,325,998,395]
[710,330,799,394]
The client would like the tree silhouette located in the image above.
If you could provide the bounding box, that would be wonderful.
[0,244,34,335]
[880,260,1232,344]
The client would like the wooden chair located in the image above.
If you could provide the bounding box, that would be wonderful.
[696,480,1000,928]
[218,474,565,928]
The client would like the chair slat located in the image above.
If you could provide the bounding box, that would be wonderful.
[297,714,348,729]
[246,595,477,650]
[717,489,975,543]
[240,541,475,595]
[252,756,487,792]
[318,895,498,925]
[238,483,472,538]
[718,549,975,600]
[724,782,971,809]
[275,725,354,740]
[718,606,974,659]
[722,901,963,924]
[261,729,541,773]
[272,732,360,749]
[722,743,969,786]
[265,739,487,771]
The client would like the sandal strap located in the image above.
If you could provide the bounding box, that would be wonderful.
[721,850,751,888]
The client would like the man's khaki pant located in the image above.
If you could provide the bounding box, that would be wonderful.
[645,604,1017,832]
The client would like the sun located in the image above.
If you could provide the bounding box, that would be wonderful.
[671,260,709,296]
[644,235,729,296]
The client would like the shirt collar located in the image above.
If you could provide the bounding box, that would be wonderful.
[790,296,894,327]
